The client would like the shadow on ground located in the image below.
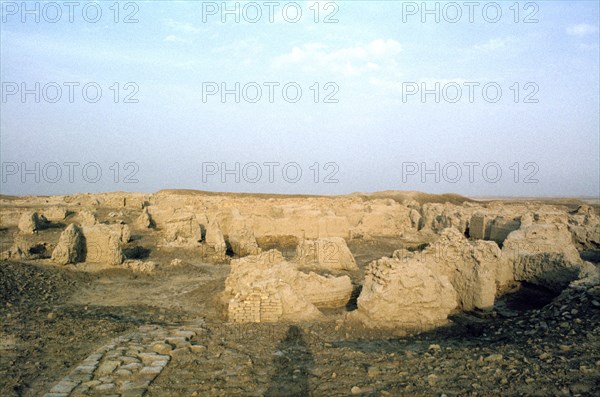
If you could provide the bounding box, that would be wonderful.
[265,325,314,397]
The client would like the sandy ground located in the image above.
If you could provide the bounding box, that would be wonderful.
[1,244,599,396]
[1,192,599,396]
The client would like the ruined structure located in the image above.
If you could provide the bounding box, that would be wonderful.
[293,237,358,271]
[163,214,201,245]
[78,210,97,227]
[204,219,227,261]
[2,190,598,331]
[502,223,590,291]
[51,224,85,265]
[352,257,457,329]
[228,226,261,257]
[43,206,68,221]
[136,207,155,229]
[82,224,124,265]
[18,211,46,234]
[224,250,352,323]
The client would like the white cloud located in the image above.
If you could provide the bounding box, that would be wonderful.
[566,23,599,37]
[272,39,401,77]
[212,38,264,67]
[473,38,508,52]
[163,35,191,44]
[370,77,469,93]
[162,19,205,45]
[164,18,203,34]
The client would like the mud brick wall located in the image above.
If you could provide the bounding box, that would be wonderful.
[489,218,521,244]
[228,291,283,323]
[303,284,353,308]
[469,213,488,240]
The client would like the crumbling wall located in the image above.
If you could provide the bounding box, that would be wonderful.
[51,224,85,265]
[224,250,351,323]
[228,288,284,323]
[352,257,457,329]
[82,224,123,265]
[293,237,358,271]
[502,223,588,291]
[18,211,46,234]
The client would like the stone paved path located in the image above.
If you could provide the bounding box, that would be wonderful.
[43,322,207,397]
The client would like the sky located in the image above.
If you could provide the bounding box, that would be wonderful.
[1,0,599,197]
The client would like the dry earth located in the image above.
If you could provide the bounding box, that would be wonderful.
[0,190,599,397]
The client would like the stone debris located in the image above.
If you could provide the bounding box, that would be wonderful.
[1,236,49,261]
[169,258,183,267]
[42,325,202,397]
[123,259,157,273]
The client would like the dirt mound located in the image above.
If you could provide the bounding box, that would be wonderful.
[355,190,475,205]
[0,262,91,307]
[156,189,330,199]
[155,189,475,205]
[0,261,196,396]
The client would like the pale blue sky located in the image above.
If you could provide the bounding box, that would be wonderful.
[1,1,599,197]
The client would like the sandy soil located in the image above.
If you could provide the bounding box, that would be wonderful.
[1,192,599,396]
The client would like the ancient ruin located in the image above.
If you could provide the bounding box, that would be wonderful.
[224,250,352,323]
[203,219,227,261]
[1,190,598,396]
[17,211,47,234]
[51,224,85,265]
[351,256,458,329]
[293,237,358,271]
[81,224,124,266]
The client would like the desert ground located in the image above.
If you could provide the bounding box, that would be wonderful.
[0,190,599,397]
